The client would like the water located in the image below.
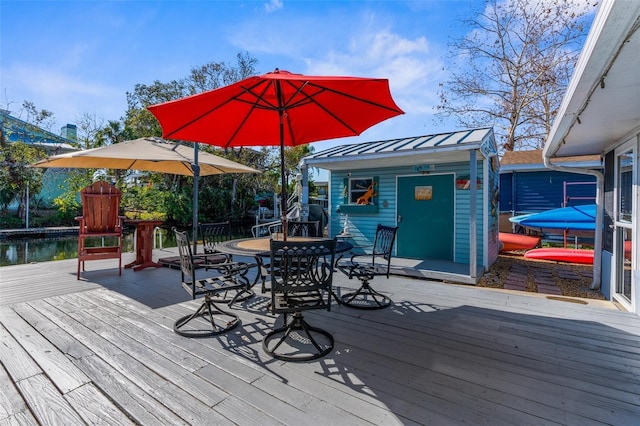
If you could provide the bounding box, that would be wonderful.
[0,228,178,267]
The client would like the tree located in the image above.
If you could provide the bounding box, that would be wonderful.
[0,142,44,219]
[19,101,55,131]
[124,52,258,139]
[436,0,595,152]
[123,52,269,224]
[0,103,52,223]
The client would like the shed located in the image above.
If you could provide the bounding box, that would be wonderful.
[301,127,500,284]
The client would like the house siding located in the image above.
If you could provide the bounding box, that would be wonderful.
[486,156,501,267]
[500,170,597,214]
[330,158,496,268]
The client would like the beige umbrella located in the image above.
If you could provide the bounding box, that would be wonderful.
[32,137,261,251]
[31,137,259,176]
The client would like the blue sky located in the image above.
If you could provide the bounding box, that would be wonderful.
[1,0,596,179]
[1,1,476,148]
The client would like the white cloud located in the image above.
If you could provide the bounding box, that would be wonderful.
[304,26,446,117]
[2,63,124,128]
[264,0,283,13]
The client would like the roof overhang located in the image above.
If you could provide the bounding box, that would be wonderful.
[501,160,603,173]
[544,0,640,159]
[304,128,496,171]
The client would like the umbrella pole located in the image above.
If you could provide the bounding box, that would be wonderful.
[280,140,287,241]
[277,81,288,241]
[193,144,200,253]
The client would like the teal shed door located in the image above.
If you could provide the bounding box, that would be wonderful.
[397,175,454,260]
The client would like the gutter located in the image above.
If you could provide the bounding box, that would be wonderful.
[543,151,603,290]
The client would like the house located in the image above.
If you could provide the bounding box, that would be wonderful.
[500,149,600,214]
[0,110,78,206]
[499,149,601,232]
[542,0,640,315]
[301,127,500,284]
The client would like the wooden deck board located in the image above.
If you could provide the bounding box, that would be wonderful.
[1,253,639,425]
[321,310,638,424]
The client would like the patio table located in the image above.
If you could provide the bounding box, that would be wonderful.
[125,219,164,271]
[216,236,352,259]
[216,236,353,294]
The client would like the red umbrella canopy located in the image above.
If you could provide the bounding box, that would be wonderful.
[147,69,404,148]
[148,69,403,240]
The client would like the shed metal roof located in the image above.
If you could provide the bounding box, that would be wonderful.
[303,128,495,171]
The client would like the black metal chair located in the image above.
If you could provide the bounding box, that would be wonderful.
[199,221,233,263]
[263,238,337,361]
[200,221,257,301]
[173,229,250,337]
[286,220,320,237]
[336,224,398,309]
[260,220,321,293]
[268,220,320,238]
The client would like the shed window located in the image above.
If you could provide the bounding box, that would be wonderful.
[347,177,376,205]
[338,176,379,214]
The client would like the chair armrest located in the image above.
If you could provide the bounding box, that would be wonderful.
[194,252,231,265]
[208,261,252,288]
[203,260,250,277]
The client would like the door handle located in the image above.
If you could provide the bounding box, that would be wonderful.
[397,214,402,223]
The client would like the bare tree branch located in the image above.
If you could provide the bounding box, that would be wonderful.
[437,0,595,152]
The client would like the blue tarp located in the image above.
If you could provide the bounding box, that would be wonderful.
[510,204,596,231]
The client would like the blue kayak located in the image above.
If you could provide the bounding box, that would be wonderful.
[514,204,596,231]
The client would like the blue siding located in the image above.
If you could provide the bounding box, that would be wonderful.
[487,156,501,266]
[500,171,597,213]
[329,168,398,246]
[329,158,499,268]
[499,173,513,212]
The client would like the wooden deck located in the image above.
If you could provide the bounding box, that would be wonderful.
[1,249,639,425]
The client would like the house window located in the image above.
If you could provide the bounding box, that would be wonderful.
[348,177,376,205]
[617,151,633,223]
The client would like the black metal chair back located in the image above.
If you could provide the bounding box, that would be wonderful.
[287,220,320,237]
[269,238,335,300]
[369,224,398,278]
[199,221,232,254]
[263,238,337,361]
[175,229,198,296]
[172,228,249,337]
[336,224,398,309]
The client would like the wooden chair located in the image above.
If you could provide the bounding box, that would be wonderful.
[76,181,125,279]
[263,238,337,361]
[172,229,251,337]
[336,224,398,309]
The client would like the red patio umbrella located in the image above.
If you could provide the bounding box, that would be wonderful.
[148,69,403,239]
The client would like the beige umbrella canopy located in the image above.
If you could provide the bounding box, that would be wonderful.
[31,137,260,176]
[32,137,260,252]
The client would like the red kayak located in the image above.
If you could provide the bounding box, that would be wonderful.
[499,232,540,252]
[524,248,594,265]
